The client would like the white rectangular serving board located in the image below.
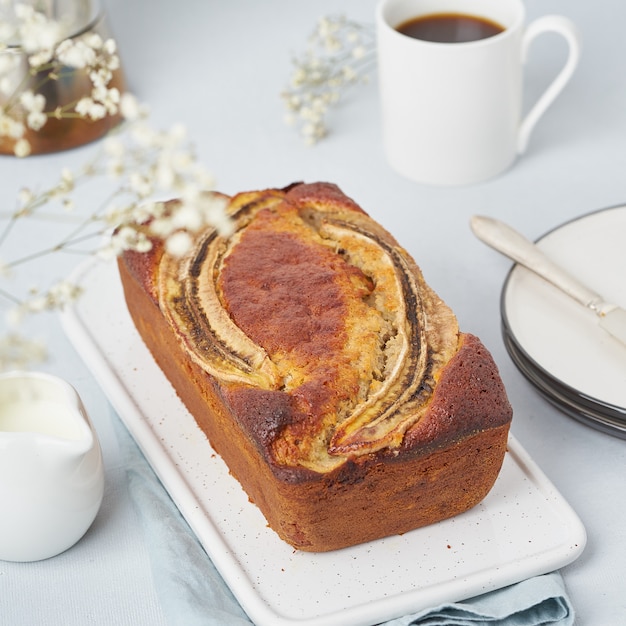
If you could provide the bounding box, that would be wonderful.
[60,259,587,626]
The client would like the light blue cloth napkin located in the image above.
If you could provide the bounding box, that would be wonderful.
[114,413,575,626]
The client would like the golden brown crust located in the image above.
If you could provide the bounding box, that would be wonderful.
[118,182,512,551]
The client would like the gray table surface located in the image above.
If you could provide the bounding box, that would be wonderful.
[1,1,624,624]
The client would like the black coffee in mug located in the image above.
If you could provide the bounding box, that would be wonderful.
[396,13,505,43]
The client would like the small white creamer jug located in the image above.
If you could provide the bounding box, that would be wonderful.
[0,371,104,561]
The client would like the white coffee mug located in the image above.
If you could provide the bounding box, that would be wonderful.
[376,0,581,186]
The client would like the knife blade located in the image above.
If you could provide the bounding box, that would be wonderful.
[470,214,626,348]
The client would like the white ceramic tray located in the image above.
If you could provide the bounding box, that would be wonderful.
[61,259,587,626]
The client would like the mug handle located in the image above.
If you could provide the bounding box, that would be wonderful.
[517,15,581,154]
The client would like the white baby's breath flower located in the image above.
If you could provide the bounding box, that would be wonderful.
[74,96,93,116]
[60,167,74,186]
[164,230,192,257]
[167,122,187,144]
[28,49,53,66]
[56,38,96,68]
[75,96,107,120]
[129,172,153,197]
[102,203,125,227]
[92,85,120,115]
[166,163,214,197]
[17,187,34,206]
[13,137,31,157]
[136,237,153,253]
[103,135,124,155]
[106,157,124,179]
[130,201,160,226]
[54,167,75,195]
[18,18,60,55]
[0,333,47,370]
[170,203,204,232]
[7,280,82,327]
[352,45,366,60]
[130,121,158,147]
[46,280,83,308]
[84,32,103,50]
[153,161,175,189]
[282,14,375,144]
[104,53,119,72]
[20,89,47,130]
[0,257,9,278]
[342,65,357,82]
[0,111,25,138]
[148,201,167,219]
[100,225,152,259]
[23,294,46,313]
[201,195,233,236]
[103,38,116,55]
[148,216,176,239]
[89,67,113,89]
[119,92,144,121]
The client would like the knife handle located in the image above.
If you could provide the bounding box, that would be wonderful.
[470,215,605,313]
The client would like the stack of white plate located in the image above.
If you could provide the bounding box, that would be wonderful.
[500,204,626,439]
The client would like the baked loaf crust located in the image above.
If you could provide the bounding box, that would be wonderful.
[118,182,512,551]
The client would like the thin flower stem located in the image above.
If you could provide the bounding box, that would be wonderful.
[0,211,85,223]
[0,214,19,248]
[5,229,106,268]
[0,285,22,306]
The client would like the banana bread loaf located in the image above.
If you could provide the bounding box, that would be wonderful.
[118,182,512,552]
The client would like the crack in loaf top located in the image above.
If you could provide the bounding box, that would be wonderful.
[156,183,461,472]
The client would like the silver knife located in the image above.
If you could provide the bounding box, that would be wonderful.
[470,215,626,348]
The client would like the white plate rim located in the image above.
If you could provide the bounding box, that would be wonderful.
[502,331,626,439]
[500,203,626,423]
